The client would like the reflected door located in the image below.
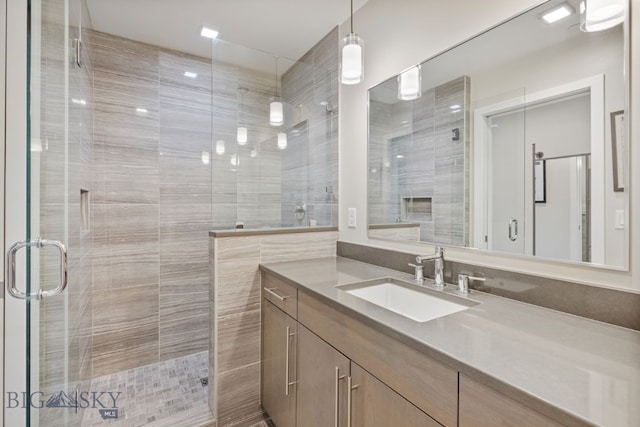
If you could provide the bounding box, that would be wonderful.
[487,110,526,255]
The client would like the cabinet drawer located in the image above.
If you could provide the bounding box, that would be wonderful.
[263,272,298,319]
[298,290,458,427]
[459,375,564,427]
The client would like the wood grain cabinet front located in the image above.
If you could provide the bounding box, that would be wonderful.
[261,300,297,427]
[296,325,350,427]
[459,374,564,427]
[263,273,298,319]
[350,362,442,427]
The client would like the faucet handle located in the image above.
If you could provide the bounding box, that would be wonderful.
[408,263,424,282]
[457,274,485,295]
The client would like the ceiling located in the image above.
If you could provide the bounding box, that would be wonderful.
[85,0,368,66]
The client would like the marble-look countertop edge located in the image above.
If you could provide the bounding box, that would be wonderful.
[209,226,338,238]
[258,257,635,427]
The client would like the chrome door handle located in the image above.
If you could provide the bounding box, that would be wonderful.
[335,367,346,427]
[6,237,68,299]
[284,326,296,395]
[347,376,358,427]
[508,218,518,242]
[264,287,289,301]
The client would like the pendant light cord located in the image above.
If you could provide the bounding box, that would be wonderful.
[350,0,354,33]
[274,56,279,97]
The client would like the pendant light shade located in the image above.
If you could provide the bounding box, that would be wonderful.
[270,57,284,126]
[341,0,364,85]
[580,0,625,32]
[237,88,248,144]
[398,65,421,100]
[277,132,287,150]
[270,101,284,126]
[237,126,248,145]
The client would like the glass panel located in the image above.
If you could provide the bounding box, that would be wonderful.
[211,39,338,230]
[28,0,83,425]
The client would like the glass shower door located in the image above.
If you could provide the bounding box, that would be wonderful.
[4,0,81,425]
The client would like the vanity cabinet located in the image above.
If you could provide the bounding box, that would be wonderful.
[262,272,449,427]
[350,362,441,427]
[296,325,350,426]
[458,375,563,427]
[262,300,297,427]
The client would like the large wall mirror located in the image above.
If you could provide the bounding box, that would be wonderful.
[368,0,628,268]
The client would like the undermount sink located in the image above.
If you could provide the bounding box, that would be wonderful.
[337,278,479,322]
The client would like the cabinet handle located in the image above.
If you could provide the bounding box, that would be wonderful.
[265,287,289,301]
[285,326,296,395]
[508,218,518,242]
[347,376,359,427]
[335,367,346,427]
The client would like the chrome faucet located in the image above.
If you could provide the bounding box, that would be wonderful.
[416,247,445,288]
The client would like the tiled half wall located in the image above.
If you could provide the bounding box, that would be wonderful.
[209,228,338,426]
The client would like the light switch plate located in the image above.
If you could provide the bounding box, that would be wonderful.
[615,210,625,230]
[348,208,357,228]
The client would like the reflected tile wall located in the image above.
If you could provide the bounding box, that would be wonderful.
[209,230,339,425]
[369,76,470,246]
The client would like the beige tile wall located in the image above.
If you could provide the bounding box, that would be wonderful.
[209,230,338,426]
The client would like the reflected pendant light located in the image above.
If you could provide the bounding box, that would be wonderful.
[579,0,625,32]
[216,140,225,155]
[277,132,287,150]
[340,0,364,85]
[270,57,284,126]
[398,65,422,100]
[237,88,248,145]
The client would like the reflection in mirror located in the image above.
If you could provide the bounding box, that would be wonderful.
[368,0,627,268]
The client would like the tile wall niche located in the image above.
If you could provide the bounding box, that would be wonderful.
[37,3,94,427]
[369,76,470,246]
[280,28,339,227]
[208,229,339,426]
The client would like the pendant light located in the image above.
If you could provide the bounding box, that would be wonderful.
[237,88,248,145]
[270,57,284,126]
[579,0,625,32]
[340,0,364,85]
[398,65,421,100]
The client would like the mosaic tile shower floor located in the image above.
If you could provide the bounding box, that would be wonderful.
[81,351,213,427]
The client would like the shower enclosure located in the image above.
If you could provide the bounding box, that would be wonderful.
[4,0,339,425]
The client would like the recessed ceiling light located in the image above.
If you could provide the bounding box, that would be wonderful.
[184,71,198,78]
[136,108,148,114]
[200,26,219,39]
[542,3,574,24]
[397,155,404,159]
[449,104,461,110]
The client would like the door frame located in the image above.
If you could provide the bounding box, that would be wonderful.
[4,0,30,425]
[472,75,605,264]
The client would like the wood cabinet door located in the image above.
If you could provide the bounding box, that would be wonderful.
[262,300,297,427]
[350,362,442,427]
[296,324,351,427]
[459,374,563,427]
